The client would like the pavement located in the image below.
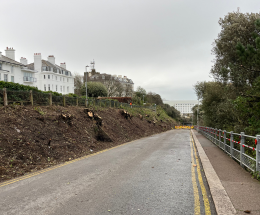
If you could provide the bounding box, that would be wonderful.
[193,130,260,215]
[0,130,216,215]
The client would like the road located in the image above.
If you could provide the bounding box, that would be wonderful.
[0,130,216,215]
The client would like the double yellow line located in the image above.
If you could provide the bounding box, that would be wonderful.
[190,134,211,215]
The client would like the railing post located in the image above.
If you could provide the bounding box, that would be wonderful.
[214,128,217,144]
[49,93,52,106]
[3,88,8,106]
[230,131,233,154]
[219,129,221,147]
[256,135,260,173]
[240,132,245,167]
[30,90,33,106]
[63,96,66,107]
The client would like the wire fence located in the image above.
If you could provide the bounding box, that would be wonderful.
[195,126,260,173]
[0,89,4,106]
[0,88,156,110]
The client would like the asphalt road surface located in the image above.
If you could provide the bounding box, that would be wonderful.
[0,130,216,215]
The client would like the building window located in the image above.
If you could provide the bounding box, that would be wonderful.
[4,74,7,82]
[67,78,69,82]
[48,84,50,91]
[60,86,62,92]
[63,86,65,92]
[56,85,57,91]
[44,75,46,79]
[67,86,69,92]
[0,63,2,70]
[11,76,14,83]
[52,75,53,79]
[48,75,50,79]
[60,77,62,81]
[63,78,64,82]
[44,84,46,91]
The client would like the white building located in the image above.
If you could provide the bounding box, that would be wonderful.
[0,47,37,86]
[27,54,74,94]
[0,47,74,94]
[164,100,198,115]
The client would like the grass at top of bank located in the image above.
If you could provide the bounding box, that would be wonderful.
[93,105,176,124]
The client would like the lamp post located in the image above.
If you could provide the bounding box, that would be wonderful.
[85,65,89,106]
[197,99,199,131]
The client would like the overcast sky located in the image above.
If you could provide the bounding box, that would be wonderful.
[1,0,259,100]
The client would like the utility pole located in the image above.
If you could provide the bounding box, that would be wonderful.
[197,100,199,131]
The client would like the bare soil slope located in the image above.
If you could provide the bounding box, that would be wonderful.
[0,105,174,182]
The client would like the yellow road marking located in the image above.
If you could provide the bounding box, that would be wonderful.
[190,137,201,215]
[0,140,133,188]
[192,136,211,215]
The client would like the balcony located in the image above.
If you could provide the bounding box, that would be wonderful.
[23,76,37,82]
[21,67,37,73]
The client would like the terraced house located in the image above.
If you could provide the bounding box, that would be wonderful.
[0,47,37,86]
[0,47,74,94]
[27,54,74,94]
[84,67,134,97]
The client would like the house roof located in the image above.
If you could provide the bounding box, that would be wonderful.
[27,60,72,74]
[0,55,25,66]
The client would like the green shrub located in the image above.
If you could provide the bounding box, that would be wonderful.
[81,82,108,97]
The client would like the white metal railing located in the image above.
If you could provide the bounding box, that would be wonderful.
[194,126,260,173]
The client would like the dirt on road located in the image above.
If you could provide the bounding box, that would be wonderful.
[0,105,175,182]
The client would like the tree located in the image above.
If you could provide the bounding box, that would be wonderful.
[146,92,163,105]
[135,86,146,99]
[211,10,260,90]
[81,82,108,97]
[74,72,84,96]
[103,80,118,97]
[125,84,133,97]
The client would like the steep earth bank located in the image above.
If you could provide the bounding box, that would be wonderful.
[0,105,175,182]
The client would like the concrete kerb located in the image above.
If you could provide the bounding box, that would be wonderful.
[191,130,237,215]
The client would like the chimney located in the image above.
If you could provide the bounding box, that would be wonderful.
[47,55,55,65]
[20,57,28,65]
[60,62,66,69]
[5,47,15,60]
[34,53,42,72]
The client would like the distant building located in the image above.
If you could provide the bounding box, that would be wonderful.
[164,100,198,115]
[27,54,74,94]
[0,47,37,85]
[0,47,75,94]
[83,65,134,97]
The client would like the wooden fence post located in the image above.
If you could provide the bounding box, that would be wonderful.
[30,90,33,106]
[3,88,8,106]
[49,93,52,106]
[63,96,66,107]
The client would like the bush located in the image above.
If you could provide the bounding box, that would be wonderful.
[81,82,108,97]
[0,81,40,92]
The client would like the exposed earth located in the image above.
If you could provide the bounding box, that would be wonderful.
[0,105,176,183]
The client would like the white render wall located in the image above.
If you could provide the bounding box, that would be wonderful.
[164,100,198,114]
[0,63,37,87]
[39,72,74,94]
